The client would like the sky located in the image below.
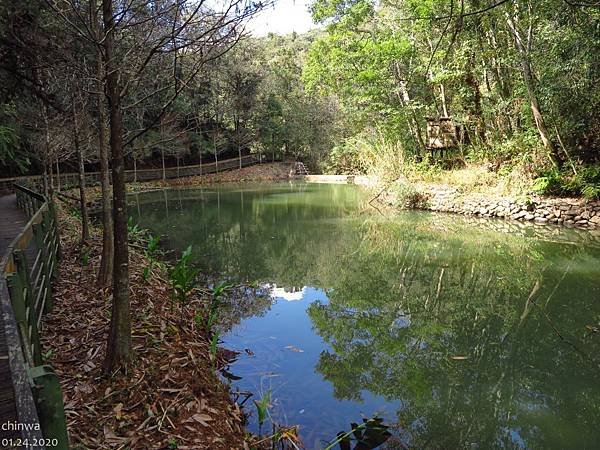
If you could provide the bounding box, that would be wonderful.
[246,0,321,36]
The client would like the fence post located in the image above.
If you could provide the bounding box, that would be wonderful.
[33,221,53,314]
[43,201,61,267]
[30,365,70,450]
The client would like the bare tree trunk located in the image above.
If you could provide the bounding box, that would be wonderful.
[236,117,242,169]
[485,29,514,134]
[439,83,449,117]
[92,0,114,289]
[464,55,486,143]
[56,159,61,191]
[38,101,50,196]
[42,161,49,197]
[73,97,90,242]
[506,12,560,168]
[213,132,219,173]
[97,109,113,287]
[133,156,137,182]
[161,149,166,180]
[397,78,426,155]
[49,155,55,195]
[102,0,131,372]
[198,148,203,175]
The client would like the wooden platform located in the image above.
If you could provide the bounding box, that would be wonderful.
[0,194,28,441]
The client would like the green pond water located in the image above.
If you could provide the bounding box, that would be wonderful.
[129,183,600,450]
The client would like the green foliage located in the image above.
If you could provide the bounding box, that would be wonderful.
[42,349,54,362]
[127,217,144,241]
[324,143,365,174]
[198,281,233,369]
[80,246,90,266]
[169,246,199,303]
[253,391,271,432]
[467,131,542,166]
[145,233,161,258]
[532,170,563,196]
[533,165,600,199]
[303,0,599,185]
[0,104,29,174]
[582,184,600,201]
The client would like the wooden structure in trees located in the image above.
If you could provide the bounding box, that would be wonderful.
[292,162,309,176]
[426,117,468,157]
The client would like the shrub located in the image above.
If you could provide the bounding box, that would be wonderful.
[393,182,429,209]
[532,164,600,199]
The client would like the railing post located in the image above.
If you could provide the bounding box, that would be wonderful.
[48,201,61,266]
[30,366,69,450]
[33,221,53,315]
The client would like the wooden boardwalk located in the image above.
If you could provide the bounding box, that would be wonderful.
[0,194,28,441]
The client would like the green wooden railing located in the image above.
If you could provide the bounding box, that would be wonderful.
[1,185,68,449]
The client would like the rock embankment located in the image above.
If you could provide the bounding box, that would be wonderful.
[399,184,600,229]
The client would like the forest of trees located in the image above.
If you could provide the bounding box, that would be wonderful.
[303,0,600,198]
[2,1,599,189]
[0,0,599,370]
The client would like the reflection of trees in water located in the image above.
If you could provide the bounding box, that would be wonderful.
[308,220,600,449]
[129,184,366,285]
[215,285,274,333]
[130,186,600,449]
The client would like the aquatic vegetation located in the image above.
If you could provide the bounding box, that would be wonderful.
[127,216,144,241]
[142,233,161,281]
[145,233,161,257]
[254,391,271,435]
[204,281,233,333]
[169,245,199,304]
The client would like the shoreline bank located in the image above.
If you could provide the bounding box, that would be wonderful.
[43,204,251,449]
[299,174,600,230]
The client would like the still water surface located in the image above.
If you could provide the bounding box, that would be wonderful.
[130,183,600,449]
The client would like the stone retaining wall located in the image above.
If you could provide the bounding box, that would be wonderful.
[303,174,600,230]
[400,184,600,229]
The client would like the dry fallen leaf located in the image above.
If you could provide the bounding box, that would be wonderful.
[114,403,123,420]
[190,413,213,427]
[284,345,304,353]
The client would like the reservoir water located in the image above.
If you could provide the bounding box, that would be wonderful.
[130,182,600,449]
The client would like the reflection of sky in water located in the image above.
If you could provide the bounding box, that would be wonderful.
[223,286,402,447]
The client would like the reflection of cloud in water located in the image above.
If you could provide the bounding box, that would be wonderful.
[266,284,307,302]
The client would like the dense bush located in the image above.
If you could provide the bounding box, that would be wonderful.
[533,165,600,200]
